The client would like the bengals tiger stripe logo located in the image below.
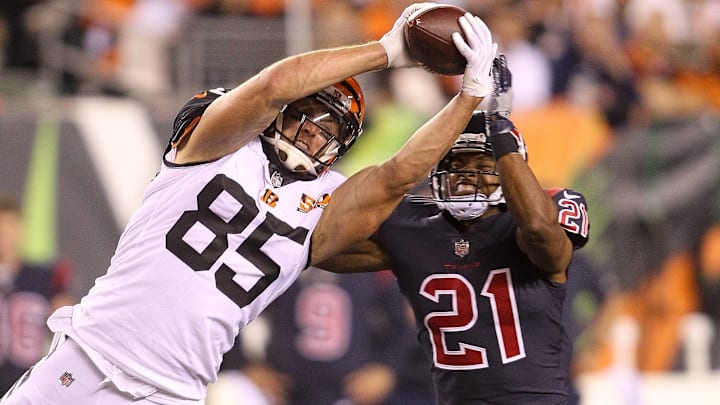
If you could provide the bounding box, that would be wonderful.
[297,193,331,213]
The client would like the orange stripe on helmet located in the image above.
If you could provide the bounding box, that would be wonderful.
[172,115,201,148]
[338,76,365,126]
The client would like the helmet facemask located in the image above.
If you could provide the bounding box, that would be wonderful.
[430,112,506,220]
[262,79,364,178]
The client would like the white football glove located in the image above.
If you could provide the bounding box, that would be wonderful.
[451,13,497,98]
[379,2,438,68]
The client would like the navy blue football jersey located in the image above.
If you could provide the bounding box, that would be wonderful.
[375,189,589,405]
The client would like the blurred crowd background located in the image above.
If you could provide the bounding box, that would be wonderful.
[1,0,720,403]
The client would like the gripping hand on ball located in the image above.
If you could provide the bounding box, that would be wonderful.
[451,13,497,98]
[380,3,437,68]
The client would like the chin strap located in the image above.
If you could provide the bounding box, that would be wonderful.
[438,187,506,221]
[260,137,316,186]
[486,186,506,205]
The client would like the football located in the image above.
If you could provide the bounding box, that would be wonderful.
[405,4,468,75]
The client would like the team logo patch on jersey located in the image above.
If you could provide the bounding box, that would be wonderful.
[262,189,279,207]
[454,239,470,257]
[59,371,75,387]
[314,193,331,208]
[297,193,332,213]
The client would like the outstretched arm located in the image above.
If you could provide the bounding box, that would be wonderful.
[174,43,388,164]
[173,3,438,165]
[311,13,498,265]
[316,239,392,274]
[489,118,573,282]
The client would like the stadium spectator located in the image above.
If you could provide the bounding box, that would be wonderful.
[0,194,75,393]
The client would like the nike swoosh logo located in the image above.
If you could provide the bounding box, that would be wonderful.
[563,190,581,200]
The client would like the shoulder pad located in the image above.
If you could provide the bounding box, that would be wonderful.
[169,88,231,148]
[546,187,590,248]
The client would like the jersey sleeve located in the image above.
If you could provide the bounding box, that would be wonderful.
[168,88,232,150]
[546,187,590,249]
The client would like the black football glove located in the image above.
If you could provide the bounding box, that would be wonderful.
[488,114,527,160]
[488,54,513,117]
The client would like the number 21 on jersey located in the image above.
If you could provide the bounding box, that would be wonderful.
[420,270,525,370]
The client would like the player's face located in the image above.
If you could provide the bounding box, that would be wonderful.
[281,98,342,157]
[447,153,499,197]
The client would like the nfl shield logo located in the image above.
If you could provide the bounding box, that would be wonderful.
[454,239,470,257]
[59,371,74,387]
[271,171,283,188]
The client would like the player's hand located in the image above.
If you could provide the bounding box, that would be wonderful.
[488,54,513,117]
[452,13,497,98]
[488,115,527,160]
[379,3,436,68]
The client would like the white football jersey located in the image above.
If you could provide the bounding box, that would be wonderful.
[48,138,346,402]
